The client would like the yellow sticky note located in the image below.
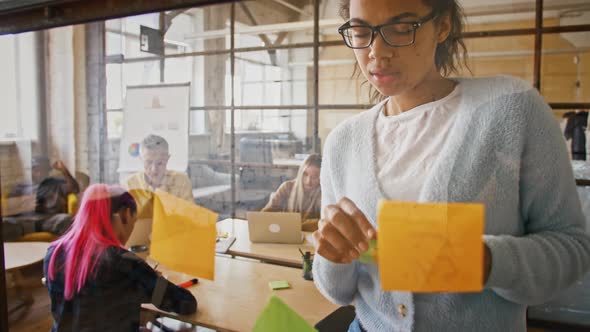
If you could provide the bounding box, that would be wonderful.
[377,201,484,292]
[151,189,217,280]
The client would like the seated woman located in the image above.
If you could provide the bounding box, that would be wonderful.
[44,184,196,332]
[262,154,321,232]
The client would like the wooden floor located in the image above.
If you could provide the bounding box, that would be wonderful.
[5,261,553,332]
[6,263,53,332]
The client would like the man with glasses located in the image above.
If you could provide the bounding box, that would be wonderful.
[122,134,194,217]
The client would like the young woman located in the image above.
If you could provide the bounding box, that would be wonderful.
[262,153,321,231]
[44,184,196,332]
[312,0,590,331]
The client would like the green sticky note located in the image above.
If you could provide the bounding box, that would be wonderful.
[359,239,377,264]
[252,295,317,332]
[268,280,290,290]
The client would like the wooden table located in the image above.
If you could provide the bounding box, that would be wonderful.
[4,241,50,313]
[217,218,315,268]
[143,256,337,332]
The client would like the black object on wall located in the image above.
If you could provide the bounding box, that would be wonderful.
[564,111,588,161]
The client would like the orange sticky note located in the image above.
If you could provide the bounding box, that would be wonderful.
[377,201,484,292]
[151,190,217,280]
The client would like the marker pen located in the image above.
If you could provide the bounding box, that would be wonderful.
[178,278,199,288]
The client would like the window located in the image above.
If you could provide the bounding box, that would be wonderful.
[105,11,213,137]
[0,32,40,140]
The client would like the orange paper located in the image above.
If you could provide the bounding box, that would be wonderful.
[377,201,484,292]
[151,190,217,280]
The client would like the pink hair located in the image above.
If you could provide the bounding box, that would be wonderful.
[47,184,128,300]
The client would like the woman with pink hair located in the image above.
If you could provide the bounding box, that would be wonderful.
[44,184,196,332]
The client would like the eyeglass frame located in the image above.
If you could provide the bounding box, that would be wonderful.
[337,10,438,49]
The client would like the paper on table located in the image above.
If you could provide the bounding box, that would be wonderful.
[252,295,317,332]
[377,201,485,292]
[151,189,217,280]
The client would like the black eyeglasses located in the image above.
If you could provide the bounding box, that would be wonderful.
[338,11,437,49]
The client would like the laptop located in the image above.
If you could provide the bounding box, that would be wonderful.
[247,211,303,244]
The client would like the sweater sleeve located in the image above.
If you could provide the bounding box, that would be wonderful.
[484,90,590,305]
[261,181,293,212]
[312,131,359,306]
[117,250,197,314]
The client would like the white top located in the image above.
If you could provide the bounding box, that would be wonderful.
[375,84,462,200]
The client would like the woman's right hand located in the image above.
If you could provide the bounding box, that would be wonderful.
[313,197,376,264]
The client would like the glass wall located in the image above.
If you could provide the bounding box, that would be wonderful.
[2,0,590,330]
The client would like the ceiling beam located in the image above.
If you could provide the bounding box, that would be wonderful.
[272,0,311,17]
[164,9,188,33]
[0,0,236,35]
[238,2,278,65]
[185,18,342,40]
[238,2,273,47]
